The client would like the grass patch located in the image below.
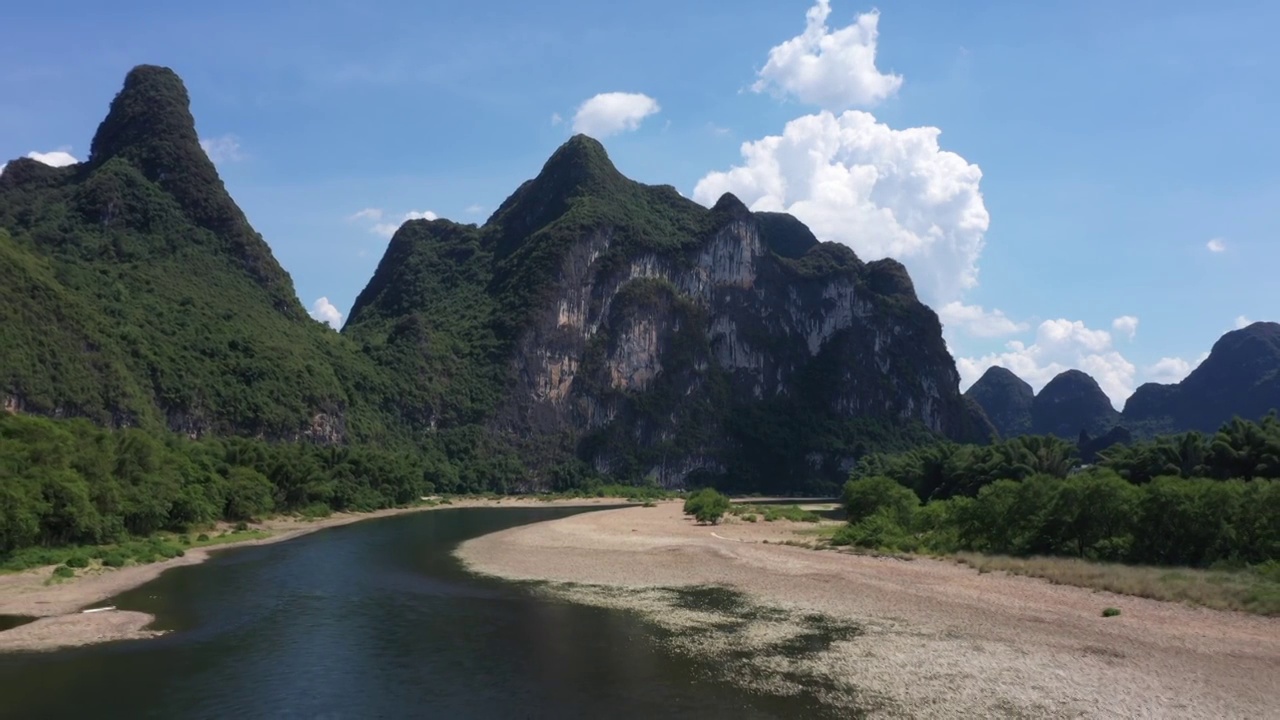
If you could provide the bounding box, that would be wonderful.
[1102,607,1122,617]
[0,528,272,575]
[953,553,1280,616]
[728,504,822,523]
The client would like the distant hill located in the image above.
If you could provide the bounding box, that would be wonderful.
[1122,321,1280,435]
[964,322,1280,442]
[964,366,1033,438]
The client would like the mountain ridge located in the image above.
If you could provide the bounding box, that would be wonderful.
[965,321,1280,441]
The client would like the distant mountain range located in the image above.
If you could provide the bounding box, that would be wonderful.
[1,65,1275,492]
[0,65,991,494]
[965,322,1280,440]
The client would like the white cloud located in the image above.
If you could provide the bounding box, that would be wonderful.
[1206,237,1226,253]
[694,110,988,304]
[25,149,78,167]
[1111,315,1139,340]
[956,319,1134,409]
[550,112,563,126]
[309,297,343,329]
[751,2,902,110]
[465,204,485,215]
[372,209,438,238]
[1234,315,1252,329]
[1144,353,1209,385]
[571,92,661,138]
[937,302,1027,338]
[348,208,383,222]
[1,148,79,177]
[199,135,245,164]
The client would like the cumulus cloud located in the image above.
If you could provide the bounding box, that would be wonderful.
[937,302,1027,338]
[956,319,1134,409]
[1111,315,1139,340]
[199,135,245,164]
[309,297,343,329]
[348,208,438,239]
[571,92,661,138]
[693,110,988,304]
[1,148,79,176]
[373,210,438,238]
[1144,353,1209,385]
[1206,237,1225,253]
[752,2,902,110]
[1234,315,1252,329]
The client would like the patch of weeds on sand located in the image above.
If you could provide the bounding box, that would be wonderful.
[528,582,880,716]
[728,504,822,523]
[1101,607,1122,617]
[953,553,1280,616]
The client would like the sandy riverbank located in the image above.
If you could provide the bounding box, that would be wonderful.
[0,497,621,652]
[456,502,1280,719]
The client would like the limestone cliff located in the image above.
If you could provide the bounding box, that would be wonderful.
[347,135,990,491]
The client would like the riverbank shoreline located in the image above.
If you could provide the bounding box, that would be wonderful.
[0,497,624,652]
[456,503,1280,718]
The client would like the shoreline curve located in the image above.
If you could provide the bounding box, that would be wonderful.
[0,497,619,652]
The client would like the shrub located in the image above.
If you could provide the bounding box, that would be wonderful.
[744,514,758,523]
[52,565,76,579]
[64,554,90,569]
[196,533,210,542]
[234,521,249,532]
[683,488,731,525]
[843,476,919,527]
[102,552,128,568]
[1102,607,1122,617]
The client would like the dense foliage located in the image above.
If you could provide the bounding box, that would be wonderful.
[838,416,1280,570]
[853,415,1280,501]
[0,414,447,555]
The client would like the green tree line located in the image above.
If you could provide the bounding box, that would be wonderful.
[852,414,1280,500]
[0,413,469,555]
[837,415,1280,569]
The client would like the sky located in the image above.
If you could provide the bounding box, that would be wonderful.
[2,0,1276,408]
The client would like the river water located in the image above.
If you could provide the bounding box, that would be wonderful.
[0,507,836,719]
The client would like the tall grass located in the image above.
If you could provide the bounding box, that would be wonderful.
[951,553,1280,616]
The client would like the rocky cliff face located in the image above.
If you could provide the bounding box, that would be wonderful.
[348,136,989,490]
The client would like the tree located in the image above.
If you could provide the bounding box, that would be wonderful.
[683,488,730,525]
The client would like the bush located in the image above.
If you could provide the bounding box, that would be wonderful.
[64,553,90,569]
[102,551,128,568]
[234,521,249,532]
[683,488,730,525]
[744,514,758,523]
[196,533,210,542]
[52,565,76,579]
[843,476,919,527]
[1102,607,1122,617]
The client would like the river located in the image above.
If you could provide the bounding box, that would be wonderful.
[0,506,839,719]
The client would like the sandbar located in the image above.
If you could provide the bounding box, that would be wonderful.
[456,502,1280,718]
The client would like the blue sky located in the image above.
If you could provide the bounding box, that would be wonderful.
[2,0,1276,406]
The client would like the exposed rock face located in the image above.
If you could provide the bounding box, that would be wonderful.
[348,136,988,490]
[1122,321,1280,435]
[1031,370,1120,439]
[964,366,1033,438]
